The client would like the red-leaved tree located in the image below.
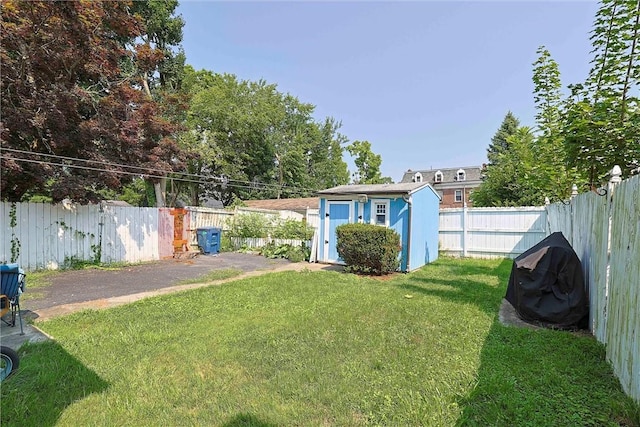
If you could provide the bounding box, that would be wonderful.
[1,0,185,203]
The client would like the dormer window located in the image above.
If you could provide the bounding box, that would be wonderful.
[434,170,443,183]
[456,169,466,181]
[413,172,423,183]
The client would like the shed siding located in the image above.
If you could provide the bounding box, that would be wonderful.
[409,187,440,270]
[317,184,440,271]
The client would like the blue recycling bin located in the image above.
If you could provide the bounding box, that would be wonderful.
[196,227,221,254]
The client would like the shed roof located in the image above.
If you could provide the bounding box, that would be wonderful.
[318,182,436,196]
[244,197,319,211]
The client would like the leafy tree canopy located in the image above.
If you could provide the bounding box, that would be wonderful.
[0,0,186,203]
[346,140,393,184]
[179,67,349,205]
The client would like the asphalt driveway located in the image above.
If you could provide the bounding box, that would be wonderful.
[2,253,342,349]
[25,252,290,312]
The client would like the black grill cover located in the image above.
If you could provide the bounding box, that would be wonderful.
[505,232,588,329]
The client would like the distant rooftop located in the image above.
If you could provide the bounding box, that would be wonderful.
[400,166,483,184]
[244,197,319,211]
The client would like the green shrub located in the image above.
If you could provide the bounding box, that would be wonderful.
[271,218,314,240]
[228,212,271,238]
[260,242,310,262]
[220,234,233,252]
[336,223,401,275]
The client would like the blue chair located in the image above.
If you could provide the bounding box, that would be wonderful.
[1,264,26,335]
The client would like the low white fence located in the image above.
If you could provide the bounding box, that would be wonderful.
[229,237,311,251]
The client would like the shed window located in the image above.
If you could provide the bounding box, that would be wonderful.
[435,171,443,183]
[371,200,389,227]
[455,190,463,202]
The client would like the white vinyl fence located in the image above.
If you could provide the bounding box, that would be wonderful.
[439,207,547,259]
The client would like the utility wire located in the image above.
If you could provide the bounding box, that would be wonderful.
[1,155,312,194]
[0,148,319,194]
[1,147,218,181]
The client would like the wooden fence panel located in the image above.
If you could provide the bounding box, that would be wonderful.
[101,206,159,264]
[571,192,610,343]
[545,202,572,244]
[606,175,640,403]
[569,192,611,342]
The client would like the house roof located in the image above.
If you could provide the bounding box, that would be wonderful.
[318,182,435,196]
[400,166,483,184]
[243,197,319,211]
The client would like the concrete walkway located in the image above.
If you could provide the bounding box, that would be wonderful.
[1,256,340,350]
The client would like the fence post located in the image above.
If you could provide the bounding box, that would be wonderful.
[462,204,468,257]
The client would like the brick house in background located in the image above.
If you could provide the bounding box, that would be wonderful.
[399,166,483,208]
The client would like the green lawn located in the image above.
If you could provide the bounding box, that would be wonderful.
[2,258,638,426]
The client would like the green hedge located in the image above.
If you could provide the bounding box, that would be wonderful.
[336,223,401,275]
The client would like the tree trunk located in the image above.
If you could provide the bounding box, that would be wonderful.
[154,179,166,207]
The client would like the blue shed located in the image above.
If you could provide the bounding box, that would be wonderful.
[317,182,440,272]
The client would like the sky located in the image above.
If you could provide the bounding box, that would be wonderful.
[176,0,600,182]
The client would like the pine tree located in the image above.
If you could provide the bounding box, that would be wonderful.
[487,111,520,164]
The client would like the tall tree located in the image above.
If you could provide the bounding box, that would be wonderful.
[472,127,541,206]
[0,0,185,203]
[306,117,350,189]
[563,0,640,185]
[130,0,186,206]
[180,67,349,205]
[486,111,520,164]
[531,46,578,201]
[474,112,522,206]
[346,140,392,184]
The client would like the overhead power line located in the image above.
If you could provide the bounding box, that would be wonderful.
[0,148,318,194]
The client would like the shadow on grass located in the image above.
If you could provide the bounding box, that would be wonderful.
[455,319,640,426]
[399,258,513,315]
[398,258,639,425]
[0,340,109,427]
[222,413,278,427]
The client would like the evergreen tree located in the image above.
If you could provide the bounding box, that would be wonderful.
[487,111,520,164]
[473,112,521,206]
